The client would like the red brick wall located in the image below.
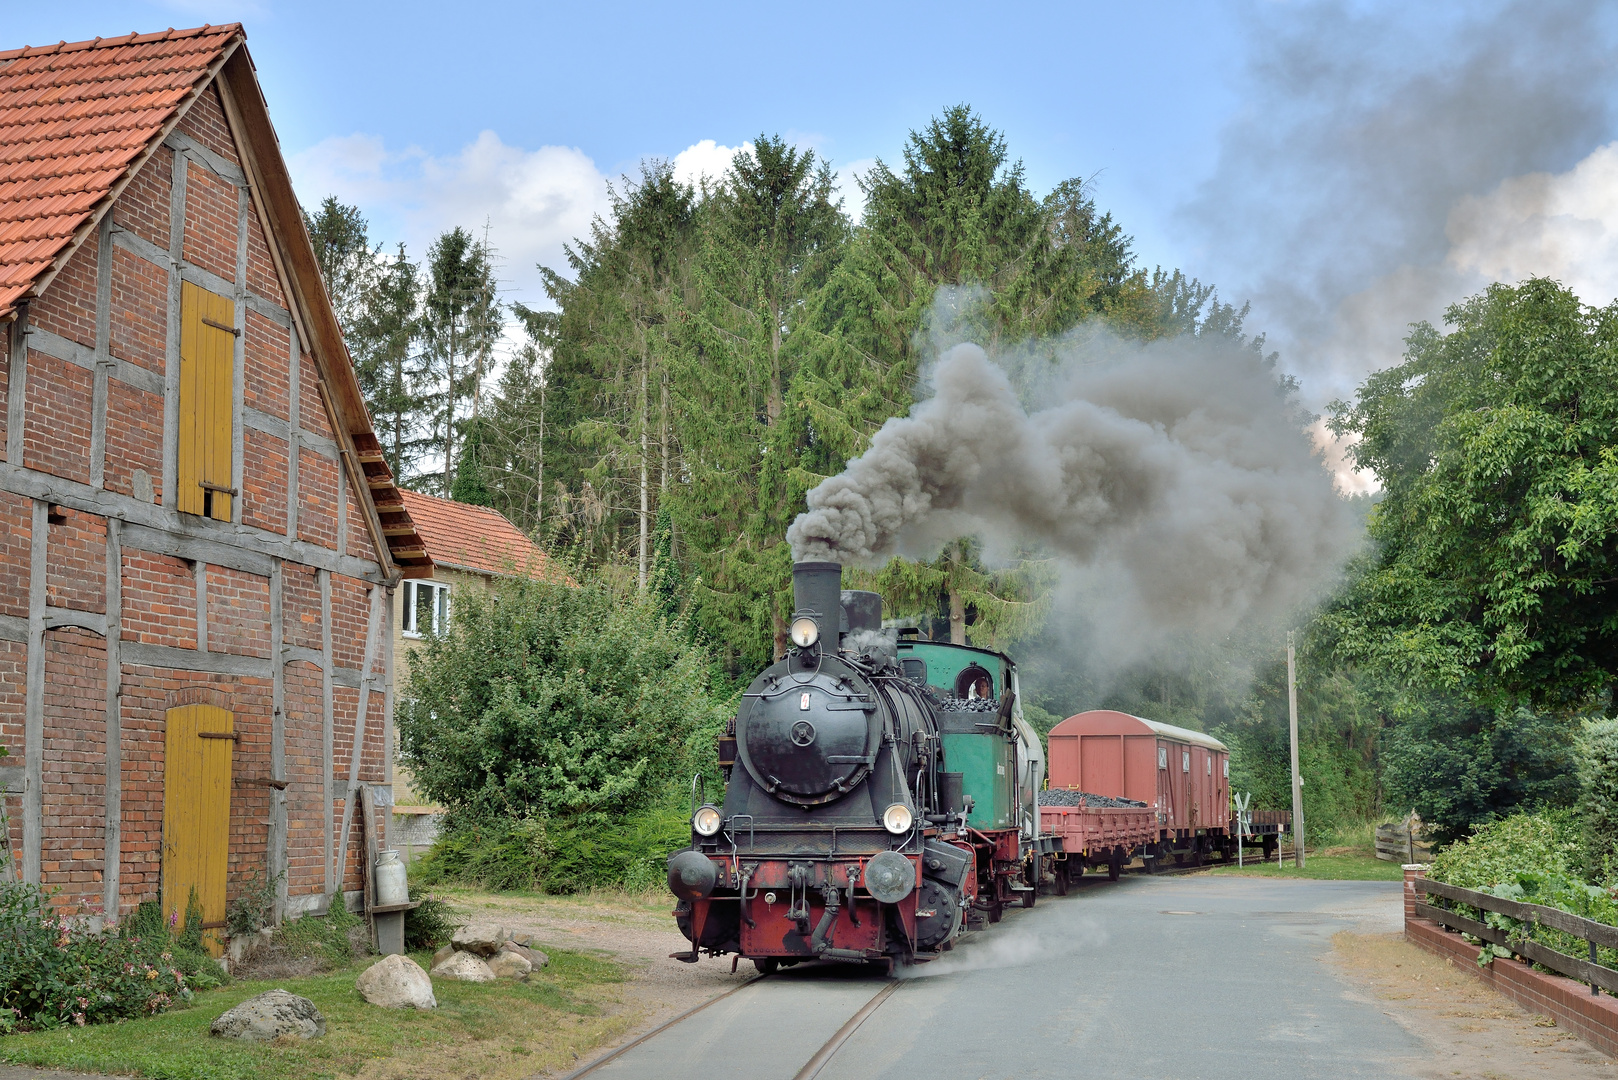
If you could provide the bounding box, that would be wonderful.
[110,144,172,252]
[298,449,339,549]
[181,161,238,283]
[281,564,322,651]
[30,230,98,349]
[245,212,284,308]
[205,566,270,658]
[283,661,325,900]
[104,378,164,503]
[22,348,93,484]
[45,508,107,614]
[0,491,31,620]
[244,310,290,418]
[242,429,288,534]
[121,551,196,649]
[40,627,107,916]
[299,353,332,440]
[108,244,168,375]
[0,334,9,458]
[177,85,241,168]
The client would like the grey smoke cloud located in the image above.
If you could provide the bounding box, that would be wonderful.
[1185,1,1616,403]
[787,333,1357,639]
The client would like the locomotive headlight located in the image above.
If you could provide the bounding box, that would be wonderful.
[882,803,914,835]
[692,805,723,837]
[789,617,820,649]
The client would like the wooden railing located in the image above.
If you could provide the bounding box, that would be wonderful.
[1415,877,1618,995]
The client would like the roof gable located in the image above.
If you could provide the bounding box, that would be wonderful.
[397,490,554,580]
[0,25,242,318]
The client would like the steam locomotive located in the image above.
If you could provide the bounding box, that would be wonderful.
[666,561,1045,970]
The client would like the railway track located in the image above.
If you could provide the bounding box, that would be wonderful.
[560,972,905,1080]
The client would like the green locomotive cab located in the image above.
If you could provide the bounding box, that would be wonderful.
[894,633,1046,918]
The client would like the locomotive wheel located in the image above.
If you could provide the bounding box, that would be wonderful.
[988,901,1003,924]
[752,957,779,975]
[1055,864,1069,895]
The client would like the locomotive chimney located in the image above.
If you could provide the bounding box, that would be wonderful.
[792,561,844,640]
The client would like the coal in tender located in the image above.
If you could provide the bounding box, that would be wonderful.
[1039,788,1149,809]
[935,696,999,713]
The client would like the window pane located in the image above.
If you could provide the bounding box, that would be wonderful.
[435,585,448,634]
[416,583,435,636]
[400,582,414,632]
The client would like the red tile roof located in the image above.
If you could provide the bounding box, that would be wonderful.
[0,24,242,318]
[397,490,554,580]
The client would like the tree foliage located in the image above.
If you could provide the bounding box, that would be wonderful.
[395,575,730,825]
[1329,278,1618,708]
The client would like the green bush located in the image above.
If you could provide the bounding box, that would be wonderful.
[396,575,730,825]
[1577,717,1618,885]
[0,884,191,1031]
[402,887,463,951]
[414,803,691,894]
[1427,809,1584,890]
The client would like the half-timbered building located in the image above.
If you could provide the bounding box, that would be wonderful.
[0,24,434,941]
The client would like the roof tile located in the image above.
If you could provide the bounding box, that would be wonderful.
[396,490,556,581]
[0,23,239,317]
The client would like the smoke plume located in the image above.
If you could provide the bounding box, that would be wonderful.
[787,332,1358,641]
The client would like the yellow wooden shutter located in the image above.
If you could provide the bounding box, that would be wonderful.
[162,703,234,957]
[177,281,236,521]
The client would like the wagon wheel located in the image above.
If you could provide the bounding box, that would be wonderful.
[1108,846,1123,881]
[987,901,1003,924]
[753,957,779,975]
[1055,863,1069,896]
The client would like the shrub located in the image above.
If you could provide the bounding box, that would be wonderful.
[224,869,280,938]
[396,575,730,826]
[1577,717,1618,886]
[415,803,691,894]
[1427,809,1584,890]
[0,883,190,1031]
[402,887,463,951]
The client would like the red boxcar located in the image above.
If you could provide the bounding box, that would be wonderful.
[1047,710,1231,866]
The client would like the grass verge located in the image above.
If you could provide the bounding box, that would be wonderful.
[0,947,627,1080]
[1209,851,1404,881]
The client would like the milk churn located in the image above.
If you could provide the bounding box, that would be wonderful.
[374,849,409,906]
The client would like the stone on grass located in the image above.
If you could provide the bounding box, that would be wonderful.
[508,929,535,947]
[210,989,326,1041]
[487,950,532,980]
[356,954,437,1009]
[451,921,509,957]
[432,944,455,968]
[430,950,495,983]
[500,941,549,969]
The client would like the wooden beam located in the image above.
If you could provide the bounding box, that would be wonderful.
[333,586,383,898]
[231,184,249,527]
[22,500,45,883]
[89,214,113,491]
[121,641,272,678]
[382,586,395,852]
[269,558,287,923]
[320,568,333,896]
[160,143,186,511]
[7,304,27,466]
[102,518,121,920]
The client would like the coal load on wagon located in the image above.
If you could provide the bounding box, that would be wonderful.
[1039,789,1148,809]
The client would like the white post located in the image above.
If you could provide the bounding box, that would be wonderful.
[1287,631,1305,869]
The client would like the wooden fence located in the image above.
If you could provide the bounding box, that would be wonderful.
[1375,821,1433,863]
[1414,877,1618,996]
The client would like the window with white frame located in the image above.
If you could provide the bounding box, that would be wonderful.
[401,580,450,637]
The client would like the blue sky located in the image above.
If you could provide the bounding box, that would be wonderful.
[14,2,1618,430]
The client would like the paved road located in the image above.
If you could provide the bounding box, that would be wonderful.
[592,875,1423,1080]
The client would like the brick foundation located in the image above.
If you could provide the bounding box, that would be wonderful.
[1405,867,1618,1057]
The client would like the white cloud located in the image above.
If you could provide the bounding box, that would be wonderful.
[1445,141,1618,307]
[288,130,611,310]
[671,139,753,191]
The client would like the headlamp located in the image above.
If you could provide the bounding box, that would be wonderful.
[692,805,723,837]
[882,803,914,835]
[789,616,820,649]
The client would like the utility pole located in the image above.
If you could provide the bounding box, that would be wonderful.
[1287,631,1305,868]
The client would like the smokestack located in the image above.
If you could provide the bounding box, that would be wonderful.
[792,561,843,640]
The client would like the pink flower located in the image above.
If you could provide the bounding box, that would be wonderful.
[72,1012,85,1026]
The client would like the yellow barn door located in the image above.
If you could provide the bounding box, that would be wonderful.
[163,704,233,956]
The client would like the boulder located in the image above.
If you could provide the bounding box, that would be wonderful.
[486,950,532,980]
[210,990,326,1041]
[430,950,495,983]
[356,954,436,1009]
[507,929,535,947]
[432,944,456,968]
[500,941,549,969]
[451,921,509,957]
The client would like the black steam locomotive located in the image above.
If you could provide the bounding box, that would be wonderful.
[667,561,979,970]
